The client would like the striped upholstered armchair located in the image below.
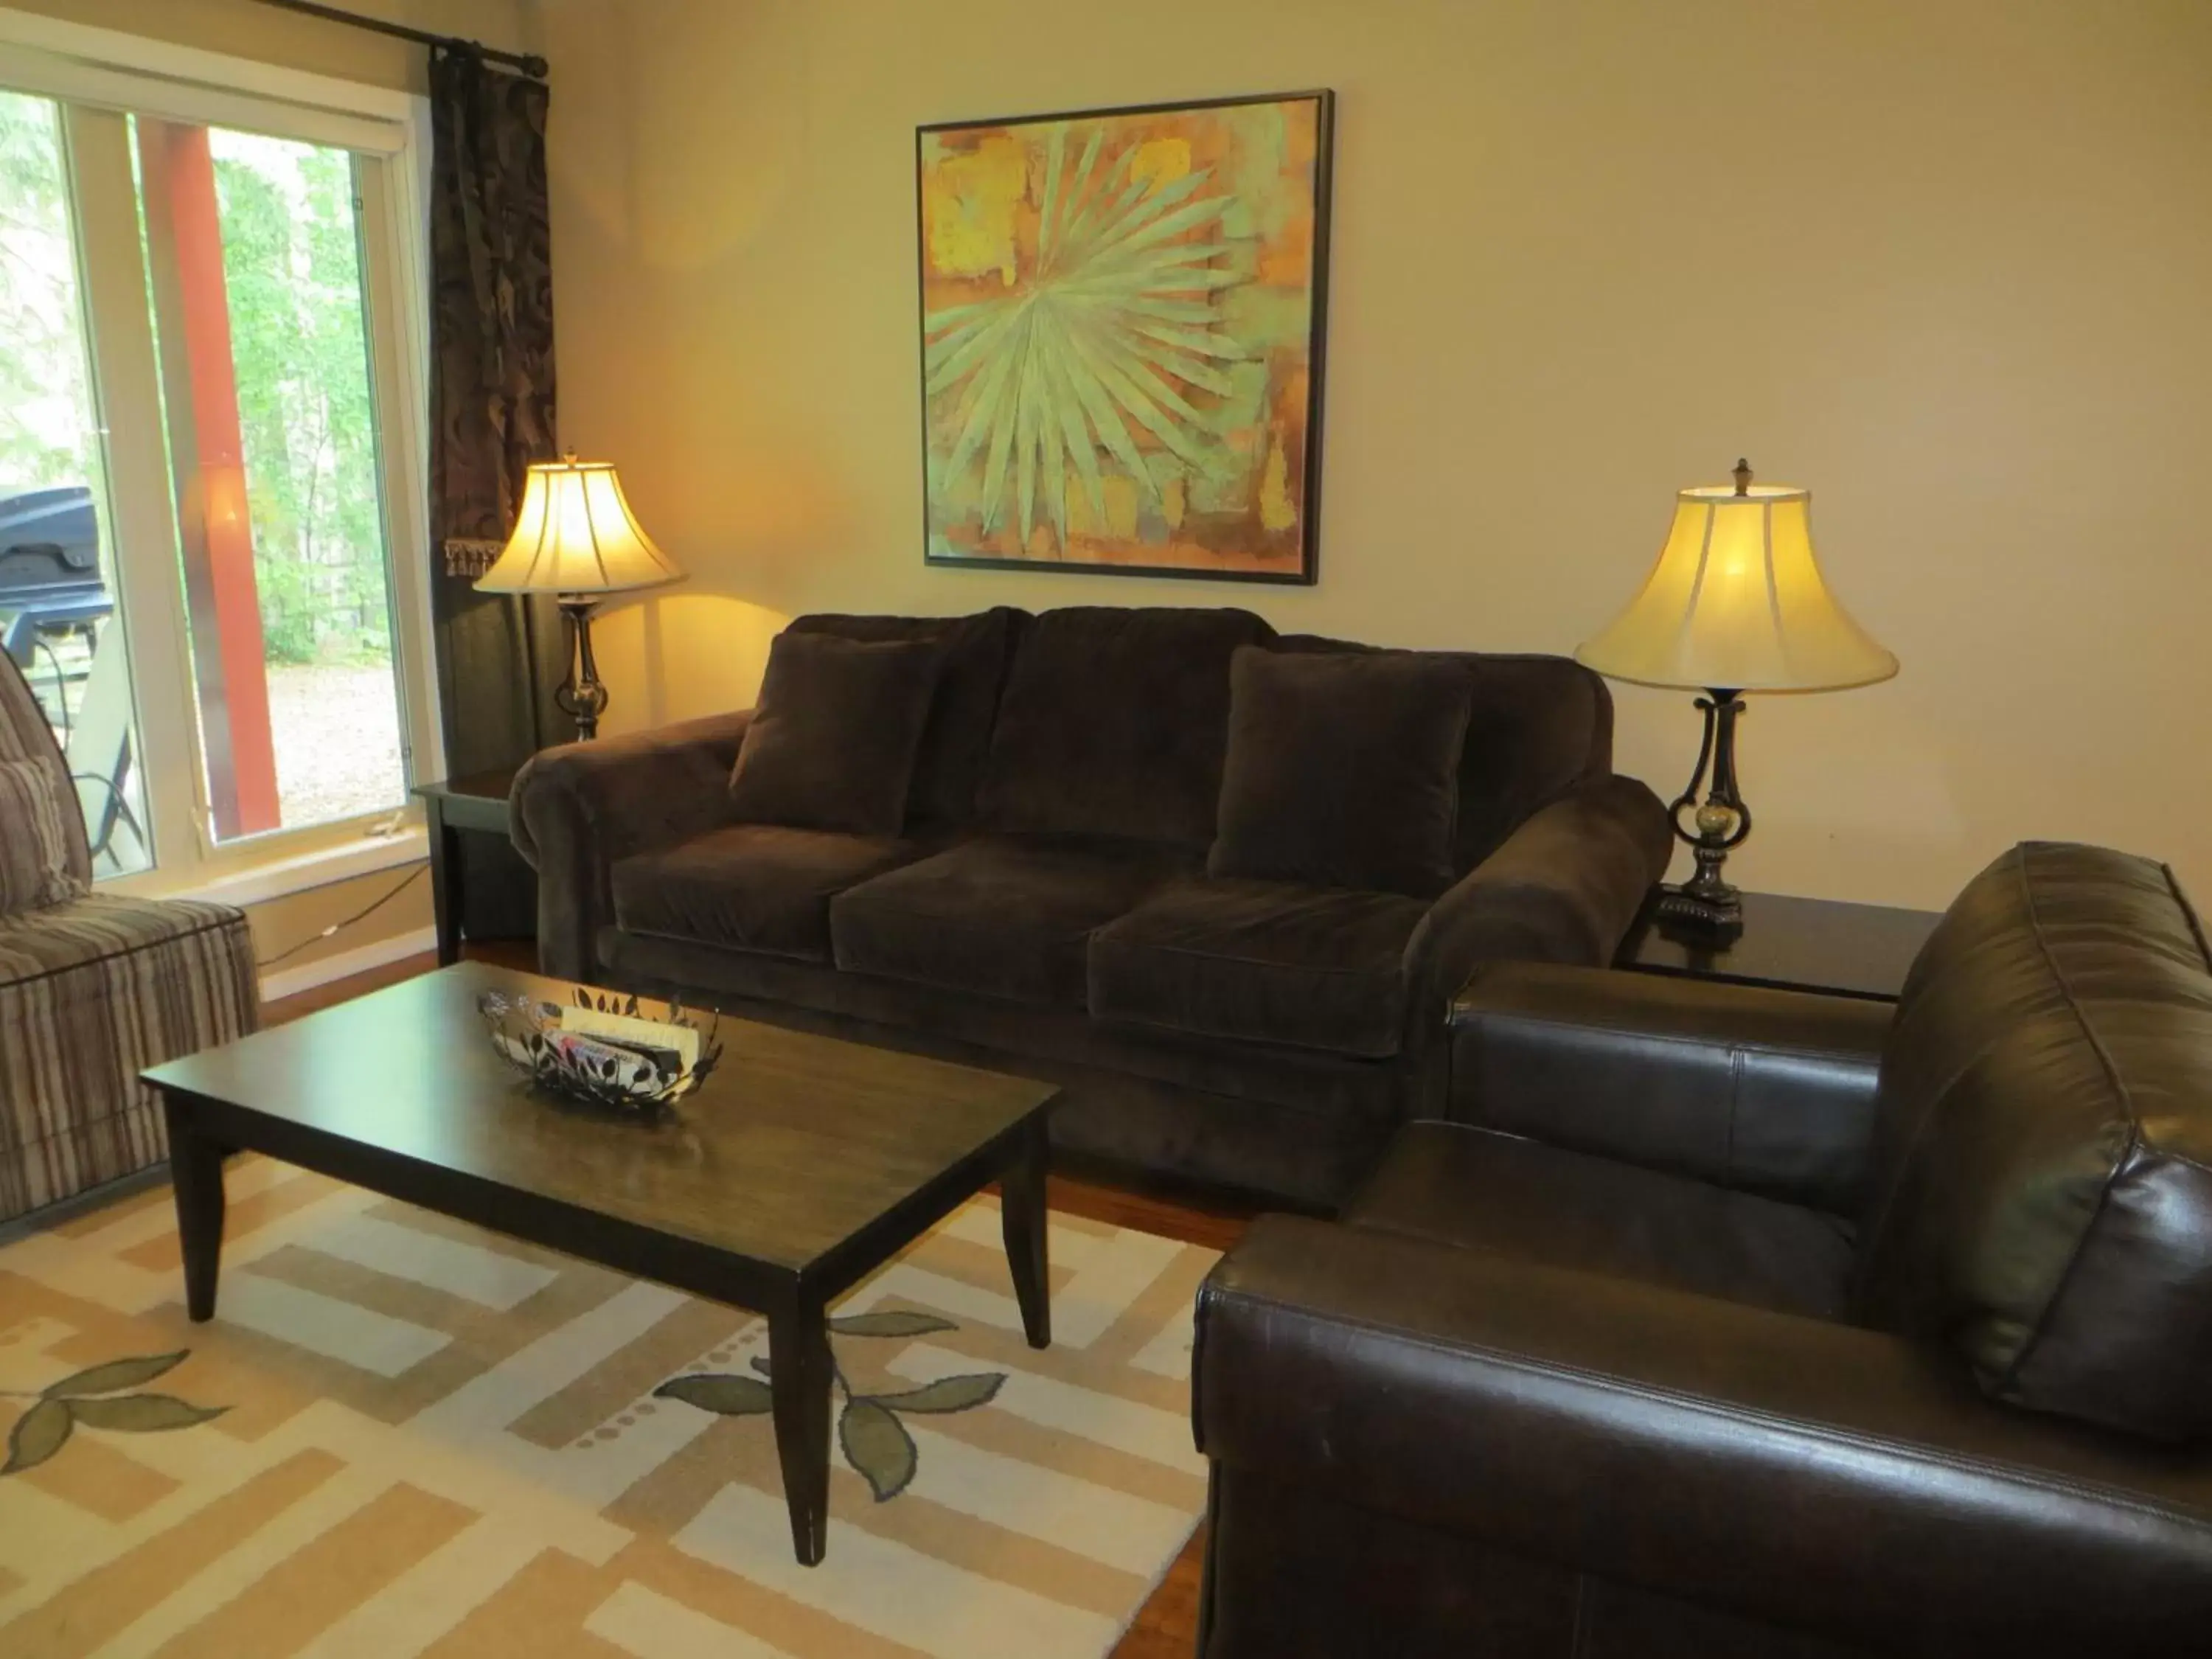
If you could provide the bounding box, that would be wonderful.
[0,647,257,1221]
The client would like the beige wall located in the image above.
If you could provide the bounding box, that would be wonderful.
[538,0,2212,911]
[240,866,436,992]
[5,0,532,94]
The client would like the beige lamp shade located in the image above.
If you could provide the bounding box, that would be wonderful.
[473,457,684,597]
[1576,481,1896,692]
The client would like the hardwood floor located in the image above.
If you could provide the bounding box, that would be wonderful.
[264,944,1250,1659]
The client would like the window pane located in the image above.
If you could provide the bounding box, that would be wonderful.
[137,119,406,841]
[0,90,154,877]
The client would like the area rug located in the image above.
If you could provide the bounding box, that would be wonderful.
[0,1158,1218,1658]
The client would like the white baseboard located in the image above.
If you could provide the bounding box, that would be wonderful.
[258,925,438,1005]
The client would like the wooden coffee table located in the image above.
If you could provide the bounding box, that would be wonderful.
[141,961,1058,1566]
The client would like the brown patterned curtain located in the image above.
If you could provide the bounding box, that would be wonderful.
[427,46,568,937]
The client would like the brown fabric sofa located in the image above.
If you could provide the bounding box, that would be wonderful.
[512,605,1669,1206]
[1194,841,2212,1655]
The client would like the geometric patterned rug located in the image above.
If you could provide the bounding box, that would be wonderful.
[0,1158,1217,1658]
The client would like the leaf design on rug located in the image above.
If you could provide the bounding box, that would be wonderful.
[652,1374,773,1416]
[4,1398,71,1474]
[827,1311,956,1338]
[68,1394,226,1432]
[655,1311,1007,1503]
[874,1373,1004,1414]
[41,1351,187,1398]
[1,1351,226,1477]
[838,1399,918,1502]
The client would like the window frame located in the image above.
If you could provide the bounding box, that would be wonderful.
[0,5,445,900]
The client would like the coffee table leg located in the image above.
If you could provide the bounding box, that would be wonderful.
[768,1295,833,1566]
[163,1096,226,1322]
[1002,1116,1051,1349]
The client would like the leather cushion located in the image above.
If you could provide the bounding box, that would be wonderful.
[611,824,921,963]
[1854,841,2212,1441]
[831,833,1192,1006]
[728,631,944,835]
[1208,646,1472,899]
[978,606,1274,847]
[1347,1121,1856,1318]
[1089,877,1427,1060]
[787,608,1026,830]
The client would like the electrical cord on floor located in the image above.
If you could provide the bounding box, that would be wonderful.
[256,865,428,970]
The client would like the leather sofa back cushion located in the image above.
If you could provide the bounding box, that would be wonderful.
[1208,647,1471,898]
[787,608,1026,830]
[727,632,945,836]
[1272,638,1612,874]
[1855,841,2212,1441]
[979,607,1274,847]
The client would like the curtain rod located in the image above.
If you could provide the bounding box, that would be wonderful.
[250,0,548,80]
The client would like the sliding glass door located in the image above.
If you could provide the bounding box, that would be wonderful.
[0,35,436,890]
[0,89,153,874]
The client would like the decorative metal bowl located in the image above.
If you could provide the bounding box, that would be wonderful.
[478,987,722,1116]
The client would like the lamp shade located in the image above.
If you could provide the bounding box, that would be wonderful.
[473,458,684,597]
[1575,480,1896,693]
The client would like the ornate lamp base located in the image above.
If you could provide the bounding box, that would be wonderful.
[1658,689,1750,940]
[554,596,611,741]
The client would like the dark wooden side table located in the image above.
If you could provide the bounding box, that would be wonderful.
[1614,891,1942,1004]
[415,768,521,967]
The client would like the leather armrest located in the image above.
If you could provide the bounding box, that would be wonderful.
[509,709,753,978]
[1403,776,1672,1014]
[1450,961,1888,1213]
[1196,1217,2212,1657]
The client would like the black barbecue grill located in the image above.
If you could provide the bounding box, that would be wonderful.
[1,485,111,667]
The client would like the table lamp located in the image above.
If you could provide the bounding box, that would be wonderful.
[1576,460,1896,936]
[474,455,683,740]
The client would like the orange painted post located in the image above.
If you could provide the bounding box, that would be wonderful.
[138,122,281,838]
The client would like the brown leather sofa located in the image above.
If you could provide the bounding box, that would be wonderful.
[512,606,1669,1207]
[1194,841,2212,1656]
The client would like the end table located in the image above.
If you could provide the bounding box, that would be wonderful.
[414,768,521,967]
[1614,890,1941,1004]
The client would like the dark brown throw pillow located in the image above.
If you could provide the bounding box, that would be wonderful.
[1208,646,1473,898]
[728,632,945,836]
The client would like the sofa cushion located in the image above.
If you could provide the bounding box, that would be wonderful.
[979,606,1274,847]
[787,608,1026,830]
[611,824,920,964]
[1209,647,1470,899]
[728,631,945,835]
[1854,841,2212,1441]
[832,834,1192,1006]
[1273,637,1612,874]
[1347,1121,1857,1319]
[1090,877,1427,1060]
[0,649,91,915]
[0,759,85,914]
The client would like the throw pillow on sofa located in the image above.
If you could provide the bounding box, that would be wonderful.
[0,757,88,914]
[728,631,944,836]
[1208,645,1472,898]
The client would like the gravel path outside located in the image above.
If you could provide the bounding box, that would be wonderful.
[267,661,406,830]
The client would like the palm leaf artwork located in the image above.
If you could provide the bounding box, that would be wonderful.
[925,122,1255,559]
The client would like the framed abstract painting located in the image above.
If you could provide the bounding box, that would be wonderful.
[916,89,1334,585]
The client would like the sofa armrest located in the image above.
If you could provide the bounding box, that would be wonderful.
[1196,1217,2212,1657]
[1450,961,1889,1213]
[1403,774,1671,1009]
[509,710,753,978]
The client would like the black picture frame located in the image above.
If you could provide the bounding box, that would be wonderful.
[915,88,1335,586]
